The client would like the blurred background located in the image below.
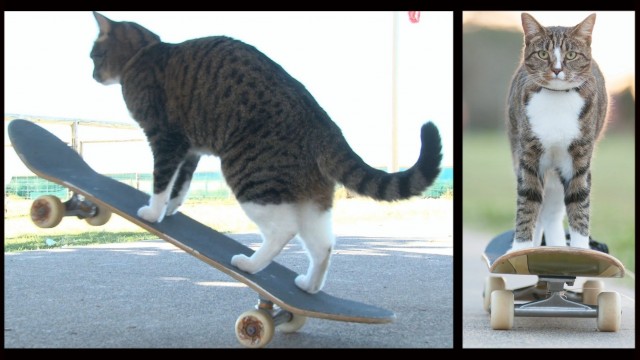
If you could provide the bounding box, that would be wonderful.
[5,11,453,252]
[462,11,635,274]
[5,11,453,200]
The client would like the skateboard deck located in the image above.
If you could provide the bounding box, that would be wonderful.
[483,230,625,278]
[481,229,625,332]
[8,119,395,346]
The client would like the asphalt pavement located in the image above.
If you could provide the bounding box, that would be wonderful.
[4,233,453,348]
[463,229,635,349]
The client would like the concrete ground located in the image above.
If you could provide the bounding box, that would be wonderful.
[5,233,453,348]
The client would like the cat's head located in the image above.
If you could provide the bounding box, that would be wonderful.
[90,12,161,85]
[520,13,596,91]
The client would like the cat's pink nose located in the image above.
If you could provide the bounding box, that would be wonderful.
[552,68,562,75]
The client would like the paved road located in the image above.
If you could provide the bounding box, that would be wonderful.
[463,229,635,348]
[5,234,452,348]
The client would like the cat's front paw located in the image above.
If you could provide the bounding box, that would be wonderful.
[508,240,533,253]
[231,254,259,273]
[165,199,182,217]
[295,274,322,294]
[137,205,165,223]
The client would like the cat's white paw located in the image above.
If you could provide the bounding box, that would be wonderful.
[231,254,259,273]
[508,240,533,253]
[137,205,165,223]
[569,234,590,249]
[295,274,321,294]
[165,199,182,216]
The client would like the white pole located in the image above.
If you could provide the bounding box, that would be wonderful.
[390,11,399,173]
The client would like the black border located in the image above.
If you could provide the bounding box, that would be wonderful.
[2,3,637,355]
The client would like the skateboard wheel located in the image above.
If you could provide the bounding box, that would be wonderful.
[483,276,506,313]
[597,292,621,332]
[85,205,112,226]
[235,309,275,348]
[582,280,604,306]
[30,195,64,228]
[277,313,307,333]
[490,290,514,330]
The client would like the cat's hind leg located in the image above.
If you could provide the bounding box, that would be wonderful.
[231,203,298,274]
[295,202,334,294]
[166,154,200,216]
[537,171,567,247]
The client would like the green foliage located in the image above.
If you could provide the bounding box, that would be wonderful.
[463,27,523,130]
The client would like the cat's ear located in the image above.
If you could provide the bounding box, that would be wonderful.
[93,11,112,35]
[570,13,596,46]
[521,13,545,45]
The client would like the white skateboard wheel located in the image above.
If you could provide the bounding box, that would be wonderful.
[277,313,307,333]
[597,291,621,332]
[490,290,514,330]
[235,309,275,348]
[85,205,112,226]
[483,276,506,313]
[582,280,604,306]
[30,195,64,228]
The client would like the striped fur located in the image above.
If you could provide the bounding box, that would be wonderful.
[90,12,442,293]
[506,13,608,250]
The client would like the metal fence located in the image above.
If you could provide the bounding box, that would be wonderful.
[5,170,452,201]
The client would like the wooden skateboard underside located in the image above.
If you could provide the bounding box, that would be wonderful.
[8,119,395,324]
[483,230,624,277]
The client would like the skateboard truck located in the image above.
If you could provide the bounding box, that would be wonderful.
[30,192,112,229]
[62,193,99,219]
[257,298,295,326]
[511,278,582,303]
[514,276,596,318]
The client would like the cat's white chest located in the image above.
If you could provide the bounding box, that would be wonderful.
[526,89,584,177]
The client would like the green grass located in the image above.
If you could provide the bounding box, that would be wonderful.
[3,198,243,253]
[5,196,451,254]
[463,131,635,274]
[4,231,155,252]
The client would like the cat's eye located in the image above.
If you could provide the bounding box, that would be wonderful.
[537,50,549,59]
[565,51,577,60]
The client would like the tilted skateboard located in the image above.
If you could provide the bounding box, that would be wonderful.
[8,119,395,348]
[482,230,625,332]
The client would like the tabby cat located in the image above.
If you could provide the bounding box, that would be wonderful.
[507,13,608,251]
[90,12,442,293]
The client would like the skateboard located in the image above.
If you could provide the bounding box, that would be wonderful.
[8,119,395,348]
[482,229,625,332]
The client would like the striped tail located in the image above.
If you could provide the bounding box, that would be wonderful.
[319,121,442,201]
